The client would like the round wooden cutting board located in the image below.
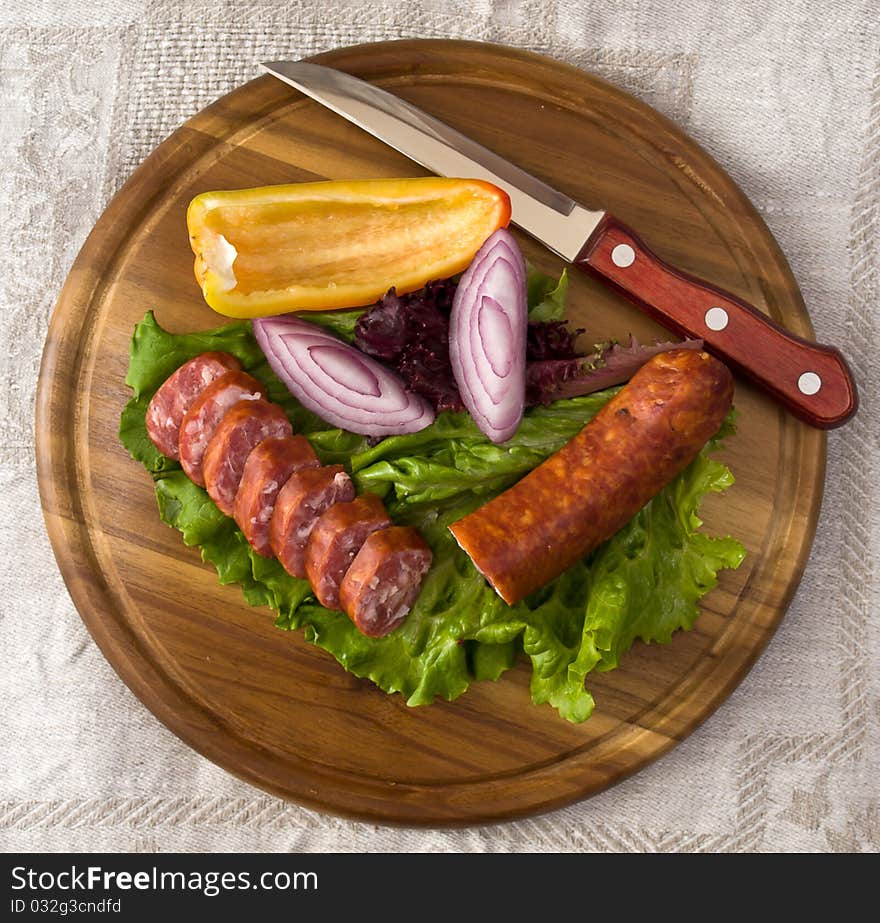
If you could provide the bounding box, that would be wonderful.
[36,40,825,825]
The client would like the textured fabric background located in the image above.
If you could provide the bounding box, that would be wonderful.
[2,0,877,853]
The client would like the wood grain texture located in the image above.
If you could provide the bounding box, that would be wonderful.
[35,40,825,825]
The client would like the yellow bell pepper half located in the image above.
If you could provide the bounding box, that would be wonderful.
[187,177,512,318]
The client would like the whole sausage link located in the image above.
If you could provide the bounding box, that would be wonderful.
[448,349,734,605]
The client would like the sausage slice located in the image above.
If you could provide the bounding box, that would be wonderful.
[305,493,392,610]
[339,527,433,637]
[145,351,241,459]
[202,400,292,515]
[449,349,734,605]
[269,465,356,579]
[233,435,320,557]
[179,370,264,486]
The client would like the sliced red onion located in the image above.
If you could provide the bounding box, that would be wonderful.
[449,229,527,443]
[252,315,435,436]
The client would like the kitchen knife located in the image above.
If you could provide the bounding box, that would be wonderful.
[261,60,858,429]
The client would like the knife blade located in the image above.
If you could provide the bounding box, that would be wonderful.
[261,60,858,429]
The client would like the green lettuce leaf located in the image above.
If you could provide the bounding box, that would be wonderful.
[298,307,365,342]
[120,307,744,722]
[351,391,617,511]
[527,265,569,321]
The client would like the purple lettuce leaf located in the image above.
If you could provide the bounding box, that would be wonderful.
[354,279,701,414]
[527,336,704,404]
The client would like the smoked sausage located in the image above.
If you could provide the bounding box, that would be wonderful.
[448,349,734,605]
[269,465,356,579]
[233,435,320,557]
[305,493,392,610]
[178,369,264,486]
[202,399,292,516]
[339,526,433,637]
[145,351,240,459]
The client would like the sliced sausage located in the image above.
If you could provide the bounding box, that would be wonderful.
[305,493,392,610]
[233,435,320,557]
[449,349,734,605]
[339,527,433,637]
[202,399,293,516]
[145,351,241,459]
[269,465,356,579]
[179,370,264,486]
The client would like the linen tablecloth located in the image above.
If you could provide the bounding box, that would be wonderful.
[2,0,877,852]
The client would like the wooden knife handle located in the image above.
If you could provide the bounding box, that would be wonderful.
[575,214,858,429]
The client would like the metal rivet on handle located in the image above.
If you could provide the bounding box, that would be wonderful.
[798,371,822,395]
[705,306,729,331]
[611,244,635,268]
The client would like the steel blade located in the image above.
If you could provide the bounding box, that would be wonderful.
[261,61,604,262]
